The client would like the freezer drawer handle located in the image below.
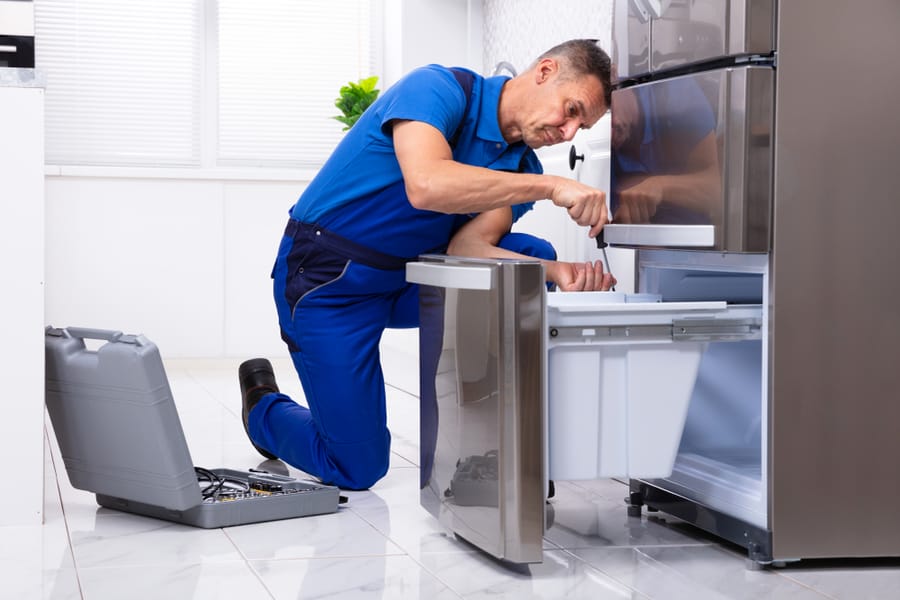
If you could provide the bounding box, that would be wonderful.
[405,261,495,291]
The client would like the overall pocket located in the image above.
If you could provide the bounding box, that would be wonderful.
[284,236,350,312]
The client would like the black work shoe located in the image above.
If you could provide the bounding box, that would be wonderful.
[239,358,280,460]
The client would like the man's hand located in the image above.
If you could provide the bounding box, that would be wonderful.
[548,178,609,238]
[546,260,617,291]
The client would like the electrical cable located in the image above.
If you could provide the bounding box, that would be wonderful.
[194,466,250,501]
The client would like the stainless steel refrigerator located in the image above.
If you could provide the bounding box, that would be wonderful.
[610,0,900,565]
[408,0,900,566]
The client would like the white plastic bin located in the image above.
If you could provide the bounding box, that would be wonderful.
[545,291,760,480]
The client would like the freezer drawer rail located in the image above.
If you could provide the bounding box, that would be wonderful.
[549,316,761,343]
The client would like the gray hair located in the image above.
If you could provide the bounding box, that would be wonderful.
[536,39,612,107]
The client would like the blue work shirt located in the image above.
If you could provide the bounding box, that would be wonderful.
[290,64,541,259]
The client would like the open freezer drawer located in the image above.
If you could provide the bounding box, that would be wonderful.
[408,257,761,564]
[546,292,762,481]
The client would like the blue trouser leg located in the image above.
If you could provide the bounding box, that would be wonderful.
[255,221,555,490]
[261,243,403,489]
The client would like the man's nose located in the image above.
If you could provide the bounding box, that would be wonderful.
[561,121,579,141]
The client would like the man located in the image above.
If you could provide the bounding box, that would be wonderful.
[240,39,616,490]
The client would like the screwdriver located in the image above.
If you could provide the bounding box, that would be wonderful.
[595,229,616,291]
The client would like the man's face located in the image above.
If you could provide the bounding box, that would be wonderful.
[610,88,639,150]
[520,69,608,149]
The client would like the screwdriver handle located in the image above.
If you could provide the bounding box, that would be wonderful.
[595,229,615,291]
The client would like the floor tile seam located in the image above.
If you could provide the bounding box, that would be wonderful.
[244,553,466,600]
[214,534,279,600]
[581,544,838,600]
[72,558,251,573]
[333,502,483,560]
[220,507,410,564]
[45,426,87,598]
[384,382,418,400]
[64,523,280,573]
[180,365,240,418]
[552,547,653,600]
[553,541,714,551]
[73,560,277,598]
[771,571,841,600]
[353,507,500,562]
[542,536,564,551]
[244,549,411,564]
[576,544,719,599]
[382,548,467,599]
[350,508,414,557]
[630,545,841,599]
[341,503,422,551]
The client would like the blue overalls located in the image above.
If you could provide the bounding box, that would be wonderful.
[248,65,555,489]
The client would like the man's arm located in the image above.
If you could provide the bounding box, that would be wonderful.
[447,207,616,291]
[392,119,609,238]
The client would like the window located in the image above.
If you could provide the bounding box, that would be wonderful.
[217,1,377,168]
[36,0,202,167]
[35,0,380,169]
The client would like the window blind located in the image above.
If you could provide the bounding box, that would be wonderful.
[35,0,202,166]
[217,0,376,168]
[34,0,379,169]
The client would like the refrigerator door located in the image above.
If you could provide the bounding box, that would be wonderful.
[613,0,776,81]
[409,256,762,564]
[612,0,651,82]
[608,65,773,252]
[652,0,775,73]
[409,255,546,564]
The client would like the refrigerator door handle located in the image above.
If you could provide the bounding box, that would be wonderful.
[630,0,670,21]
[406,261,496,291]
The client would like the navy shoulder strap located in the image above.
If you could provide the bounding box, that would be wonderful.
[448,68,475,148]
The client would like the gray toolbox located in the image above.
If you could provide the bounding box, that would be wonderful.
[44,326,340,528]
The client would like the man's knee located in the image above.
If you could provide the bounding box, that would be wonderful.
[325,435,391,490]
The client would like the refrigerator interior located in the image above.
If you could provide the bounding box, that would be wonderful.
[636,249,769,531]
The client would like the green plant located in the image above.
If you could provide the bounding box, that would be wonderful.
[333,76,380,131]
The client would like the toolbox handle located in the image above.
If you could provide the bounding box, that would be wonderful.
[46,326,150,347]
[61,327,124,343]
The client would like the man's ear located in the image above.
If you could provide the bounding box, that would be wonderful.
[534,57,558,85]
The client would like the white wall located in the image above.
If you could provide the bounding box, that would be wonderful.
[2,80,45,526]
[44,174,303,358]
[482,0,613,75]
[383,0,482,84]
[43,0,481,363]
[43,0,623,363]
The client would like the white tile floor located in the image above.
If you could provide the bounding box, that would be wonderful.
[10,357,900,599]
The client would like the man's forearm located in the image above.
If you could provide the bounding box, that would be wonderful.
[405,159,560,214]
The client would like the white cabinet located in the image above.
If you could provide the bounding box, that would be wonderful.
[0,69,45,526]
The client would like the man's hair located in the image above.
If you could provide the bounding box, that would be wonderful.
[537,39,612,108]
